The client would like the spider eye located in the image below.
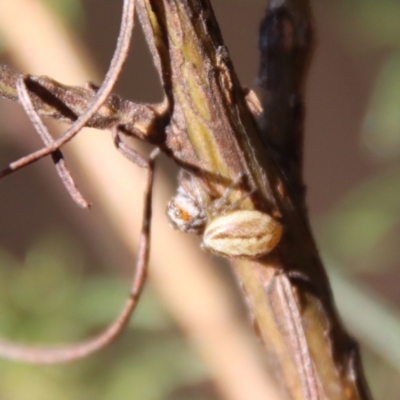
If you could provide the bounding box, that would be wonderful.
[167,192,207,234]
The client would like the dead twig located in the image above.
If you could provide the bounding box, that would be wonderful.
[0,147,158,363]
[0,0,135,178]
[16,75,90,208]
[0,65,167,145]
[0,0,160,364]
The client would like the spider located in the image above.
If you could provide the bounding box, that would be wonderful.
[167,171,282,258]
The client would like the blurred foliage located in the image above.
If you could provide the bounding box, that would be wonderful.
[0,235,215,400]
[0,1,84,63]
[316,1,400,399]
[328,265,400,372]
[363,54,400,160]
[328,266,400,397]
[339,0,400,50]
[319,0,400,273]
[339,1,400,161]
[320,167,400,272]
[42,0,85,29]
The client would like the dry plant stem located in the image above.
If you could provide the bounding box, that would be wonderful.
[258,0,314,189]
[16,76,90,208]
[0,148,158,364]
[137,1,371,399]
[0,65,167,147]
[0,0,140,363]
[257,1,371,398]
[0,0,135,179]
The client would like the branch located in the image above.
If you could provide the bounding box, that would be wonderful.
[0,64,167,144]
[257,0,314,189]
[137,1,372,399]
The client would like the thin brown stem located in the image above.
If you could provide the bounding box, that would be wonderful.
[16,76,90,208]
[0,0,135,179]
[0,148,158,364]
[0,65,168,148]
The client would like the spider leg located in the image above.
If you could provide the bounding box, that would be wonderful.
[111,127,149,169]
[0,147,159,364]
[212,173,253,214]
[223,189,255,213]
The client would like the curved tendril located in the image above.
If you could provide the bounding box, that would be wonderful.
[0,148,159,364]
[16,77,90,208]
[0,0,135,178]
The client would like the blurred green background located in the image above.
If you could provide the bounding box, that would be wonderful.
[0,0,400,399]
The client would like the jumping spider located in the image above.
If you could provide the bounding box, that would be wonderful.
[167,171,282,258]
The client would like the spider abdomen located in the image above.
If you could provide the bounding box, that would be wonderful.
[203,210,282,258]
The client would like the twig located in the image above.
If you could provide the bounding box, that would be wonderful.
[0,0,135,178]
[0,148,158,363]
[16,76,90,208]
[0,65,167,143]
[258,0,314,191]
[257,2,371,398]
